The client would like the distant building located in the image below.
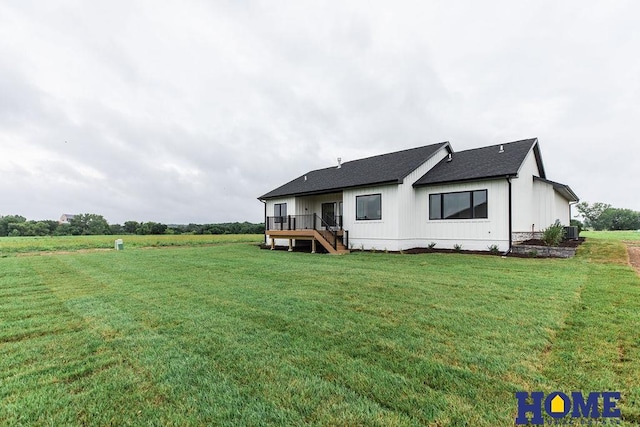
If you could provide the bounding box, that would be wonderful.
[59,214,76,224]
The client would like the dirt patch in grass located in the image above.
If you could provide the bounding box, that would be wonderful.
[626,243,640,275]
[15,248,114,257]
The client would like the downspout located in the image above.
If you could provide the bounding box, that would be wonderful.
[569,201,577,224]
[506,177,513,255]
[261,200,267,245]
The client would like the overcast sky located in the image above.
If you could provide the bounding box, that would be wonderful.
[1,1,638,224]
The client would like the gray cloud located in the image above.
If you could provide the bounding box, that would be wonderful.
[1,1,639,224]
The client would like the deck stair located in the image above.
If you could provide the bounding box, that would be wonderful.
[266,214,349,254]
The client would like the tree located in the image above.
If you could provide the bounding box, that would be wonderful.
[598,208,640,231]
[41,220,61,235]
[136,222,167,235]
[575,202,611,230]
[54,223,72,236]
[68,213,110,235]
[109,224,124,234]
[0,215,26,236]
[123,221,140,234]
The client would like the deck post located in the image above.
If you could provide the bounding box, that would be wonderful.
[270,237,275,250]
[311,239,316,254]
[288,239,293,252]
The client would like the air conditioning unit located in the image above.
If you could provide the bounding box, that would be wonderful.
[564,226,579,240]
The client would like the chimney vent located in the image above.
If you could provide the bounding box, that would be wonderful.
[337,157,342,168]
[499,145,504,153]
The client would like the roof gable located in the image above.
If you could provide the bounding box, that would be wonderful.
[259,142,450,199]
[413,138,542,187]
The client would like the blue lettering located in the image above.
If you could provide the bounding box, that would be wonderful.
[571,392,600,418]
[515,391,544,425]
[602,392,621,418]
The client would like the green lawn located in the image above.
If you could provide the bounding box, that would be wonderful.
[0,234,263,255]
[1,235,639,425]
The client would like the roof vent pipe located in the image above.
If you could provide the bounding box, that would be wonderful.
[499,145,504,153]
[446,153,452,162]
[337,157,342,168]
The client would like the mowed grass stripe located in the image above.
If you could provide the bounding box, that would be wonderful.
[1,254,306,425]
[542,237,640,424]
[1,235,639,425]
[0,246,576,426]
[59,249,429,424]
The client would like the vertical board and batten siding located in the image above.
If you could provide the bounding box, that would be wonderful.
[554,191,571,224]
[397,148,451,240]
[295,192,343,217]
[415,179,511,251]
[342,184,399,250]
[265,197,296,246]
[341,146,449,251]
[533,180,571,228]
[511,147,541,233]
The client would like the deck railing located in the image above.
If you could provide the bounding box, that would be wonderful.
[266,215,343,232]
[266,214,344,250]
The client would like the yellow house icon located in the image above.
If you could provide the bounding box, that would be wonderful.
[550,394,566,413]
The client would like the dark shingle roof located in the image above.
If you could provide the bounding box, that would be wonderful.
[259,142,450,199]
[413,138,543,186]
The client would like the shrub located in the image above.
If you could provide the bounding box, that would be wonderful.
[488,244,500,255]
[453,244,463,252]
[570,219,583,235]
[542,220,565,246]
[427,242,436,249]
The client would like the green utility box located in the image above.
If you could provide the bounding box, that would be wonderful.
[115,239,124,250]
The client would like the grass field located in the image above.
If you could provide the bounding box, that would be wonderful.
[1,233,639,425]
[0,234,263,255]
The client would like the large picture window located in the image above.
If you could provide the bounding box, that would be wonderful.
[429,190,487,220]
[356,194,381,220]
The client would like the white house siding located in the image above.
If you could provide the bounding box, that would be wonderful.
[397,147,451,241]
[295,192,343,218]
[511,148,542,233]
[415,179,511,251]
[342,184,400,251]
[265,196,296,246]
[532,180,571,228]
[554,191,571,225]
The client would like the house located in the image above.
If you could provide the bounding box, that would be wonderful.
[258,138,578,254]
[59,214,76,224]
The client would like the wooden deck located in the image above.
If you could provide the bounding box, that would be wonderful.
[267,230,349,255]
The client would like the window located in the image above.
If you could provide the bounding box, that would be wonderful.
[356,194,381,220]
[274,203,287,223]
[429,190,487,220]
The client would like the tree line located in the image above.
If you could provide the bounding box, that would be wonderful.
[575,202,640,231]
[0,213,264,237]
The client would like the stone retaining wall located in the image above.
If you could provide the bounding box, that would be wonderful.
[512,231,543,243]
[511,244,577,258]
